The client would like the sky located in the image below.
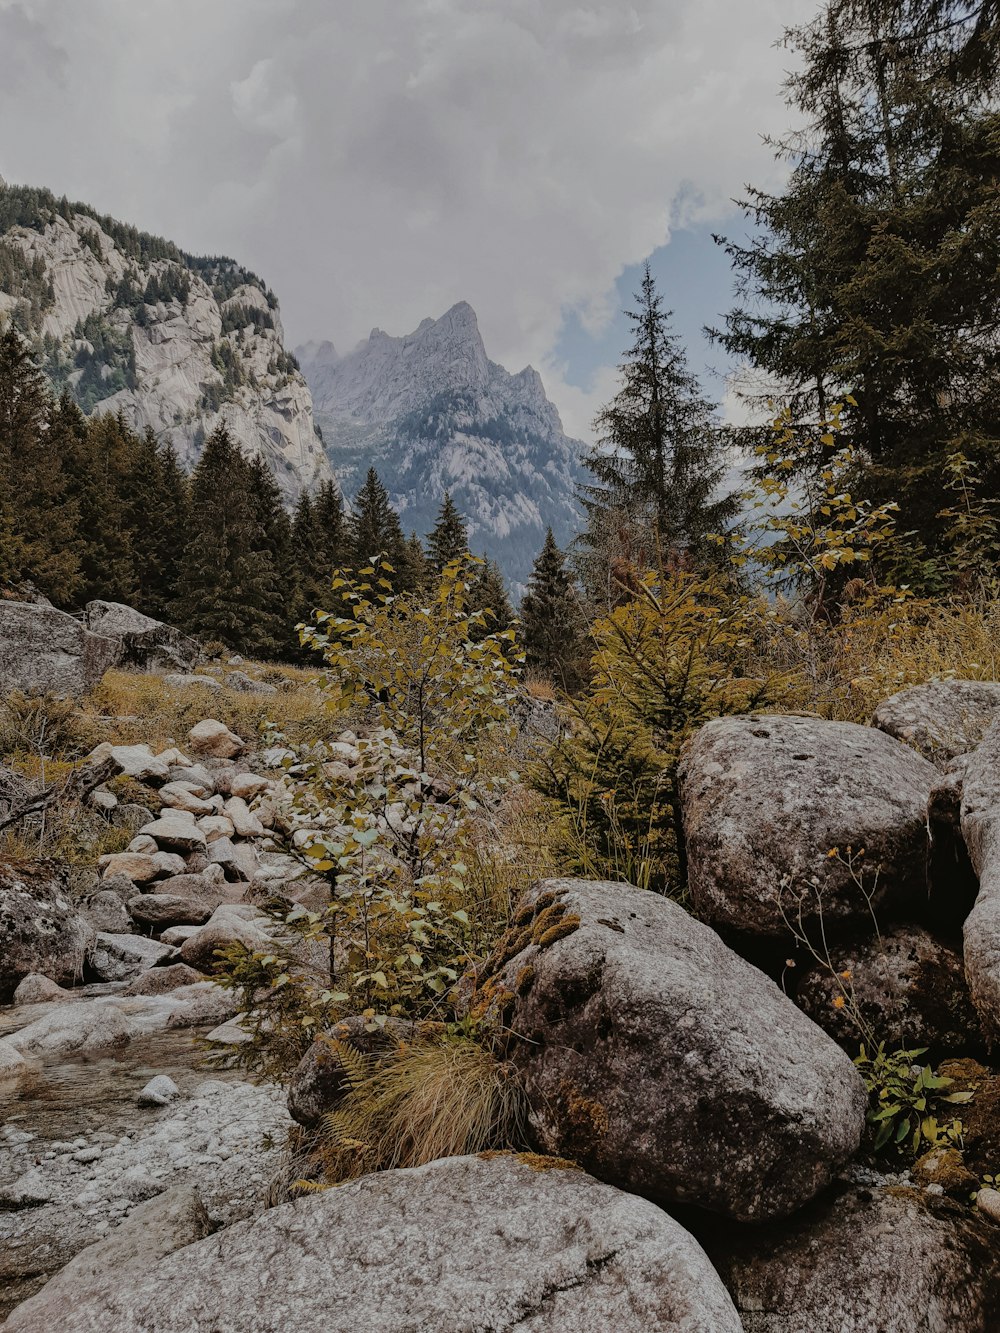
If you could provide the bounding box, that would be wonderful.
[0,0,816,441]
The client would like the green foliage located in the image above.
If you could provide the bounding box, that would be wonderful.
[350,468,411,586]
[426,492,469,574]
[520,528,586,690]
[855,1043,973,1155]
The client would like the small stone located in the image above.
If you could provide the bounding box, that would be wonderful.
[163,673,222,692]
[977,1187,1000,1223]
[138,817,207,854]
[187,719,246,759]
[73,1145,103,1163]
[224,797,264,838]
[13,972,68,1005]
[98,853,160,885]
[229,773,270,800]
[137,1074,180,1107]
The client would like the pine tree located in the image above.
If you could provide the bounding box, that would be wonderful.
[403,530,429,593]
[313,479,349,575]
[351,468,409,585]
[712,0,1000,575]
[244,456,293,657]
[579,265,736,604]
[63,410,139,605]
[0,329,80,600]
[426,491,470,573]
[469,557,514,640]
[520,529,587,690]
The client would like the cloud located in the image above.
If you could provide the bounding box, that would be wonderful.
[0,0,815,436]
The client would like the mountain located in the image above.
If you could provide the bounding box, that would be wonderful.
[298,302,584,588]
[0,181,332,501]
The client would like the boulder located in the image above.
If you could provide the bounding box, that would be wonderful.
[224,797,264,838]
[97,851,161,885]
[0,867,96,1000]
[225,670,277,695]
[160,925,201,946]
[83,600,200,673]
[6,1153,744,1333]
[3,1186,211,1332]
[179,907,271,973]
[927,766,979,928]
[88,932,176,982]
[187,719,245,759]
[138,815,207,854]
[167,763,215,794]
[286,1017,421,1126]
[121,963,205,995]
[229,773,270,801]
[80,889,132,934]
[151,850,187,879]
[137,1074,181,1107]
[199,814,236,841]
[0,601,118,697]
[128,894,214,930]
[8,1000,132,1057]
[153,871,244,909]
[873,680,1000,766]
[89,742,171,784]
[961,720,1000,1037]
[488,879,866,1222]
[678,714,939,939]
[795,927,982,1056]
[702,1184,1000,1332]
[164,982,238,1030]
[158,781,216,816]
[12,972,68,1005]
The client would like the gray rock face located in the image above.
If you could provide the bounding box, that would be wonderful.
[0,601,118,697]
[702,1184,1000,1332]
[286,1017,420,1127]
[127,894,214,930]
[491,879,865,1222]
[795,927,981,1056]
[179,907,270,973]
[0,867,96,1000]
[873,680,1000,766]
[83,600,200,673]
[3,1187,211,1332]
[961,719,1000,1038]
[11,1153,743,1333]
[679,715,940,939]
[121,962,205,995]
[88,932,176,982]
[80,888,132,934]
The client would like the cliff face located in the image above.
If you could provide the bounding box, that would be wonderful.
[300,303,584,588]
[0,183,333,500]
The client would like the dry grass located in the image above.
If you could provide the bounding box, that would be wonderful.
[312,1036,527,1185]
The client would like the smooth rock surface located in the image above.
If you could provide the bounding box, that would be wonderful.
[187,719,245,759]
[874,680,1000,766]
[8,1153,744,1333]
[0,601,118,697]
[88,932,176,982]
[679,714,939,938]
[491,879,866,1222]
[83,600,200,673]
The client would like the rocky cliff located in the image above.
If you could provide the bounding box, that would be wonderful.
[298,303,584,588]
[0,182,332,501]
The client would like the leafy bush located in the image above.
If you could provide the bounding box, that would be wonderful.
[856,1043,972,1155]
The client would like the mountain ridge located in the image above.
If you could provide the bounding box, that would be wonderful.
[298,302,584,587]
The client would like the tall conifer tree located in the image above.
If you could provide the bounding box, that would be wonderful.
[520,528,586,689]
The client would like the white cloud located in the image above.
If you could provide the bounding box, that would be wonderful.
[0,0,815,433]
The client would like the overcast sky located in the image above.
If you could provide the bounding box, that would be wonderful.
[0,0,815,438]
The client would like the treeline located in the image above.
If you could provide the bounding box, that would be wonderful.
[0,327,521,660]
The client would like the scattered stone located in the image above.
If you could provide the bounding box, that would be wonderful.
[167,763,214,794]
[98,852,160,885]
[80,889,132,934]
[225,670,277,695]
[0,600,118,697]
[976,1187,1000,1224]
[679,714,940,939]
[203,1016,251,1044]
[187,719,245,759]
[13,973,68,1005]
[90,743,171,784]
[160,925,201,947]
[795,926,982,1057]
[702,1184,1000,1332]
[151,850,187,879]
[126,835,158,856]
[163,673,222,691]
[11,1154,743,1333]
[0,1170,51,1209]
[224,797,264,838]
[491,878,866,1222]
[179,908,270,973]
[90,788,118,813]
[127,894,214,930]
[229,773,270,800]
[121,963,205,995]
[138,815,207,854]
[137,1075,181,1107]
[88,932,176,982]
[873,680,1000,766]
[158,782,216,816]
[0,867,96,1001]
[8,1001,132,1057]
[109,801,154,831]
[198,814,236,841]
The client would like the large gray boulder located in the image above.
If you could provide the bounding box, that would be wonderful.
[873,679,1000,766]
[702,1184,1000,1332]
[0,865,96,1000]
[83,600,200,672]
[795,926,981,1056]
[488,879,865,1222]
[3,1153,743,1333]
[3,1187,211,1333]
[678,714,939,939]
[961,719,1000,1038]
[0,601,118,697]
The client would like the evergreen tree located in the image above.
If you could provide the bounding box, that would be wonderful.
[579,265,736,604]
[351,468,409,585]
[63,409,139,605]
[313,479,349,575]
[147,440,190,621]
[712,0,1000,575]
[0,329,80,600]
[403,530,429,593]
[245,455,293,657]
[426,491,470,573]
[520,529,587,690]
[468,557,514,642]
